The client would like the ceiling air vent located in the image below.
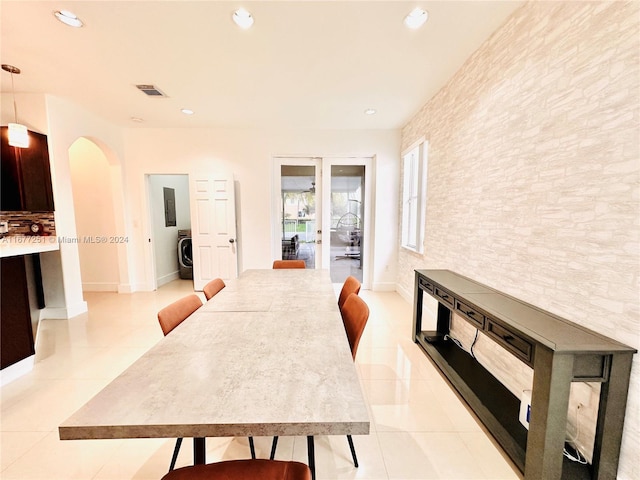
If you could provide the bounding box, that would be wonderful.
[135,84,167,97]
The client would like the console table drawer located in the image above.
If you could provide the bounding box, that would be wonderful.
[486,319,533,365]
[434,287,454,308]
[418,277,434,293]
[455,299,485,329]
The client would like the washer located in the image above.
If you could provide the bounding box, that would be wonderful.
[178,229,193,279]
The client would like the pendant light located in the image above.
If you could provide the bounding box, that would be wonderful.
[2,64,29,148]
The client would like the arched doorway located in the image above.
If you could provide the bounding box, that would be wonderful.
[68,137,124,291]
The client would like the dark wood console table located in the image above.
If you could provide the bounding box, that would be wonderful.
[413,270,635,480]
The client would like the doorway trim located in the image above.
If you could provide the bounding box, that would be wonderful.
[272,157,322,268]
[272,155,374,288]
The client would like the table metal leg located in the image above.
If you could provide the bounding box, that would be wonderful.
[307,436,315,480]
[169,438,183,471]
[249,436,256,459]
[270,436,279,460]
[347,435,358,467]
[193,437,206,465]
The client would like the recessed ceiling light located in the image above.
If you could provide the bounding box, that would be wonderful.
[233,8,254,29]
[54,10,84,28]
[181,109,194,115]
[364,108,377,115]
[130,117,144,123]
[404,8,428,29]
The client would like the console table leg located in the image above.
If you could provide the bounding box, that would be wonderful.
[412,275,423,340]
[525,348,573,480]
[592,352,633,480]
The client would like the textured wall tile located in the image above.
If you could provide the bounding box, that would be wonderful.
[400,1,639,477]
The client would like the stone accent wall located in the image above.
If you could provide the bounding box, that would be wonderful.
[399,1,639,477]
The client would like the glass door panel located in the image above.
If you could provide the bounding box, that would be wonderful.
[328,165,364,284]
[279,163,319,268]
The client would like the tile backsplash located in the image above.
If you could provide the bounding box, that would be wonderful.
[0,211,56,237]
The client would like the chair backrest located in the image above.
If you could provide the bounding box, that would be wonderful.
[272,260,306,269]
[338,275,361,310]
[161,459,311,480]
[203,278,226,301]
[340,293,370,359]
[157,294,203,336]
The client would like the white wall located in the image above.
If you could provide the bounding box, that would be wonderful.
[148,175,190,286]
[69,138,120,291]
[43,95,129,314]
[3,94,399,305]
[0,93,48,135]
[123,128,400,291]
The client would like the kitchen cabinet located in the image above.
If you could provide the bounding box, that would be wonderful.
[1,256,35,369]
[1,126,55,212]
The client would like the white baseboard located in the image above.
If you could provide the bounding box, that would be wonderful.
[117,283,133,293]
[82,282,118,292]
[371,281,397,292]
[0,355,35,386]
[396,283,413,303]
[157,271,180,287]
[41,300,88,319]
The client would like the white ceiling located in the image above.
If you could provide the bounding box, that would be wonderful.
[0,1,523,130]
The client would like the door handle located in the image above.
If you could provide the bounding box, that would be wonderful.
[228,238,235,244]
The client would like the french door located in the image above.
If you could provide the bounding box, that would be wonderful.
[275,158,322,269]
[273,157,371,287]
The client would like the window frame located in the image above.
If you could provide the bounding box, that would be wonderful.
[401,139,428,254]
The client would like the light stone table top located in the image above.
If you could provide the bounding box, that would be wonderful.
[59,269,369,442]
[202,269,337,313]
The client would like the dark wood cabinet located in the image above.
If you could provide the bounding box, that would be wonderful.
[1,126,55,212]
[1,256,35,369]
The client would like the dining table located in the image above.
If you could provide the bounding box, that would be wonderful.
[59,269,370,479]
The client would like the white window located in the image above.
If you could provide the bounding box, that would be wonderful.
[401,141,427,253]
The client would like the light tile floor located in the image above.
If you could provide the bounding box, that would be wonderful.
[0,280,522,480]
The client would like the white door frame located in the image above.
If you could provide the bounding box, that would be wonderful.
[272,157,322,267]
[190,173,238,289]
[321,156,373,290]
[272,156,373,288]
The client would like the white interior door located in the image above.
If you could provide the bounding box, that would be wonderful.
[190,174,238,290]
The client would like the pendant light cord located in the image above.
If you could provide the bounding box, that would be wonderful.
[10,70,19,123]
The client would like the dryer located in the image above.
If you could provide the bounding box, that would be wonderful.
[178,229,193,279]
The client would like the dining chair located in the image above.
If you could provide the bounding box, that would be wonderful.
[157,294,255,471]
[203,277,225,300]
[270,293,370,470]
[272,259,306,269]
[157,294,203,337]
[337,275,361,310]
[161,459,311,480]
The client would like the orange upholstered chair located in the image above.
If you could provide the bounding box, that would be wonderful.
[270,293,370,469]
[203,277,225,300]
[272,260,306,269]
[338,276,361,310]
[161,459,311,480]
[340,293,370,360]
[157,294,203,336]
[157,294,203,471]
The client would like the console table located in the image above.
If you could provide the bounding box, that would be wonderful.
[412,270,635,480]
